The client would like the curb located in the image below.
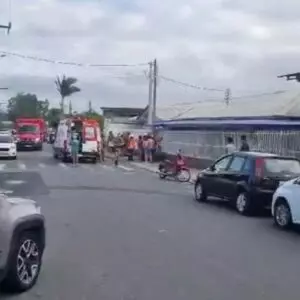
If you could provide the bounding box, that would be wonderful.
[129,162,196,184]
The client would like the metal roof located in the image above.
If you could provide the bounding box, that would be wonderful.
[156,90,300,121]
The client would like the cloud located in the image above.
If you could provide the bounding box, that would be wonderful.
[0,0,299,112]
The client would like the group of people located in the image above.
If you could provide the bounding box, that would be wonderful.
[106,131,162,163]
[225,135,250,154]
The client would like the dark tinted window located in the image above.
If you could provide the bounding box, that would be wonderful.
[228,156,246,172]
[18,125,39,133]
[0,135,12,143]
[264,158,300,175]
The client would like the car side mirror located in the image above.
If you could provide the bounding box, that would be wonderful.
[210,165,215,171]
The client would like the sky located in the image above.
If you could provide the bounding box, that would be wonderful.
[0,0,300,112]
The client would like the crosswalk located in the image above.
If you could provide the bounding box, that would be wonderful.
[0,160,136,173]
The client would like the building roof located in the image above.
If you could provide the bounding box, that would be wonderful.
[101,106,146,118]
[155,90,300,121]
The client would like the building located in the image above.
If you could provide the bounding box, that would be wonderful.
[141,90,300,162]
[101,106,148,135]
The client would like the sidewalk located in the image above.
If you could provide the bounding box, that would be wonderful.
[129,161,199,184]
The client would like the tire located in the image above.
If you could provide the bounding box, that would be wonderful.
[158,167,167,179]
[92,158,97,164]
[273,198,292,230]
[53,152,58,159]
[235,191,253,215]
[11,156,17,160]
[194,182,207,202]
[176,169,191,182]
[2,231,43,293]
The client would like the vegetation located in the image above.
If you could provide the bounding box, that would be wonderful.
[55,75,81,114]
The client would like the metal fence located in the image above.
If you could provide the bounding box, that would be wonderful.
[159,130,300,160]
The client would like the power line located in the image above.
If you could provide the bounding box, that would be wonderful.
[0,50,149,67]
[158,75,224,92]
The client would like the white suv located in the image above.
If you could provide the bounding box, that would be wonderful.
[0,194,45,293]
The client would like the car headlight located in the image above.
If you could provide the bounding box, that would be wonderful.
[35,137,40,142]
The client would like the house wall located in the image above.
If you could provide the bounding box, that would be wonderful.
[159,128,300,161]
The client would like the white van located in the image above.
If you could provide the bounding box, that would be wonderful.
[53,118,101,163]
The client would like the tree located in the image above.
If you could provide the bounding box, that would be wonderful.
[81,111,105,131]
[37,99,50,119]
[47,108,61,128]
[7,93,40,121]
[55,75,80,114]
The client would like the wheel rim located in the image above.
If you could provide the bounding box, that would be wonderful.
[236,194,247,212]
[195,184,202,199]
[17,239,40,286]
[275,204,290,227]
[177,170,190,182]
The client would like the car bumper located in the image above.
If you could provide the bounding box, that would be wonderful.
[17,142,42,149]
[250,189,274,208]
[0,150,16,158]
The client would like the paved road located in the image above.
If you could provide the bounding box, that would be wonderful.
[2,145,300,299]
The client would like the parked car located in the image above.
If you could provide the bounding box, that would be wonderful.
[272,177,300,229]
[0,134,17,160]
[0,195,45,293]
[194,152,300,215]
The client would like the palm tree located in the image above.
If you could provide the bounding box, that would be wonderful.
[55,75,80,115]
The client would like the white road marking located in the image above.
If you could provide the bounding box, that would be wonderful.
[59,163,67,168]
[38,163,46,168]
[118,165,134,172]
[0,164,6,170]
[101,165,114,171]
[18,163,26,170]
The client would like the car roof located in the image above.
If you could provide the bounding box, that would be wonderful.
[235,151,298,159]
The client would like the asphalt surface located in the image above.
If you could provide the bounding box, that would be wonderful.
[1,145,300,299]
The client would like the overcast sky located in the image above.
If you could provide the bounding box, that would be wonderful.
[0,0,300,112]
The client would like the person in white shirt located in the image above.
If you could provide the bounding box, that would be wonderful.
[225,137,236,154]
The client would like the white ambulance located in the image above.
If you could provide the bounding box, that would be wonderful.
[53,117,101,163]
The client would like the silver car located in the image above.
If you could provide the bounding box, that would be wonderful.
[0,194,45,292]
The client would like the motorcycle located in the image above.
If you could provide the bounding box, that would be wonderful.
[158,160,191,182]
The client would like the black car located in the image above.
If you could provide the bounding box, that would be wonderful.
[194,152,300,215]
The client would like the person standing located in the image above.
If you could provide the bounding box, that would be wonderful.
[225,137,236,154]
[240,135,250,152]
[70,133,80,166]
[143,135,150,162]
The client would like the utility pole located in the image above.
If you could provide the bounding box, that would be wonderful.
[152,59,158,125]
[0,22,11,34]
[224,88,231,105]
[88,100,92,113]
[147,61,153,126]
[68,100,72,115]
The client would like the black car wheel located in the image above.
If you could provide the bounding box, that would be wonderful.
[274,199,292,229]
[2,231,43,293]
[194,182,207,202]
[235,192,253,215]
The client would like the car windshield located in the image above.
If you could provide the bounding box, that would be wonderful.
[264,158,300,175]
[0,135,12,143]
[18,125,39,133]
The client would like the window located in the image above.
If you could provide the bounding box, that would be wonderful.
[18,125,39,133]
[213,156,232,172]
[0,135,12,143]
[242,158,252,173]
[228,156,246,172]
[85,127,95,139]
[264,158,300,176]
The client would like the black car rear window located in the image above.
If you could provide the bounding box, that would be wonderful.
[263,158,300,175]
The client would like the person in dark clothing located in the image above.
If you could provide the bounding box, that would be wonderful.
[240,135,250,151]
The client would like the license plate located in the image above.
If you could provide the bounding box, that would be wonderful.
[25,145,32,147]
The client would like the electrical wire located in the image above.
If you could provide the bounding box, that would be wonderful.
[158,75,225,92]
[0,50,149,67]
